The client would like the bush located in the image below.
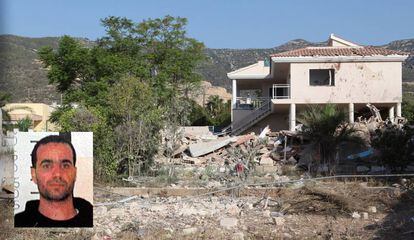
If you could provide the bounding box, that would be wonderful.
[402,93,414,123]
[16,116,32,131]
[372,124,414,172]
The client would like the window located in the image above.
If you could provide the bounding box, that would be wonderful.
[309,69,335,86]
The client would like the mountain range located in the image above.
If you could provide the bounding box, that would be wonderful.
[0,34,413,104]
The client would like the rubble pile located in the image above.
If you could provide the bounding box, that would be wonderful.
[159,105,414,178]
[163,126,304,179]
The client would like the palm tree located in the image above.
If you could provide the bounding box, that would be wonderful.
[206,95,224,119]
[298,104,364,175]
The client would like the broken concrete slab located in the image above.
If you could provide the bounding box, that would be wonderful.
[259,125,270,139]
[260,156,274,166]
[188,137,236,157]
[220,217,238,229]
[172,145,188,157]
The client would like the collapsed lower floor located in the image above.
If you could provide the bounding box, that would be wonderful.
[233,102,402,134]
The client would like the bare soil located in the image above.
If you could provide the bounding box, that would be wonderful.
[1,180,413,240]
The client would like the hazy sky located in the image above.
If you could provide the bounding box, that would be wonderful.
[1,0,413,48]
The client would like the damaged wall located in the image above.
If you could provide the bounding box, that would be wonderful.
[290,62,402,104]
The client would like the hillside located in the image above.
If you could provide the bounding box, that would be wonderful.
[1,35,413,103]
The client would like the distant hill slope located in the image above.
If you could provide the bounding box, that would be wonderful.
[1,35,413,104]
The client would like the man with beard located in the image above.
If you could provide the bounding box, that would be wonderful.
[14,135,93,227]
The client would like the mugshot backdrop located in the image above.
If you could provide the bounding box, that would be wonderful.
[14,132,93,214]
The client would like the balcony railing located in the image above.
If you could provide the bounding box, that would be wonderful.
[235,97,269,110]
[272,84,290,99]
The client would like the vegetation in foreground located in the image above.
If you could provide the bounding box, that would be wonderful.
[39,16,205,181]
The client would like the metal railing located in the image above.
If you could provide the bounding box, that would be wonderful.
[235,97,270,110]
[272,84,290,99]
[232,99,271,135]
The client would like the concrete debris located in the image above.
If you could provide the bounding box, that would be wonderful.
[259,125,271,139]
[233,232,245,240]
[160,105,409,178]
[226,204,241,216]
[366,103,382,122]
[188,137,236,157]
[352,212,361,219]
[263,210,271,217]
[272,216,285,225]
[220,217,238,229]
[368,206,377,213]
[260,156,274,166]
[232,133,255,147]
[183,227,198,235]
[172,145,188,157]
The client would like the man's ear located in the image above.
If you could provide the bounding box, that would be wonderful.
[30,167,37,184]
[74,166,77,181]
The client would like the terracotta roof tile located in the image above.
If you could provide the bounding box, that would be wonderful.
[270,46,408,57]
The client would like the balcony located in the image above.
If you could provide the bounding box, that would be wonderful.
[235,97,269,110]
[272,84,290,99]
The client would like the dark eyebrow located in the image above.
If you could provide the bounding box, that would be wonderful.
[39,159,52,165]
[61,159,74,165]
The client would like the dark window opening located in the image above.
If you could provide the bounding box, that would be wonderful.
[309,69,335,86]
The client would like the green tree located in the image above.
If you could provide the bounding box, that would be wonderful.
[39,16,204,180]
[108,76,163,177]
[298,104,364,175]
[56,106,117,180]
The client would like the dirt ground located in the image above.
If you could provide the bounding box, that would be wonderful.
[1,180,413,240]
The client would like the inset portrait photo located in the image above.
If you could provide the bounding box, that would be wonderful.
[13,132,93,228]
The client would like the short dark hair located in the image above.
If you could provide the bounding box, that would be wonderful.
[31,135,77,168]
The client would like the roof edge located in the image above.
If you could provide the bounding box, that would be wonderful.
[271,55,409,63]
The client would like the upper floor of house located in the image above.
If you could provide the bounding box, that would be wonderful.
[227,34,409,106]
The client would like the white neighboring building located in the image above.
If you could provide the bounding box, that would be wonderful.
[227,34,409,134]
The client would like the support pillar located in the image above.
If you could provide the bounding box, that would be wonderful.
[389,106,395,123]
[231,79,237,122]
[348,103,354,123]
[396,102,402,117]
[289,103,296,131]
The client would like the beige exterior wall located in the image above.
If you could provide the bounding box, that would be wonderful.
[290,61,402,104]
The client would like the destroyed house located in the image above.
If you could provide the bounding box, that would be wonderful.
[227,34,409,135]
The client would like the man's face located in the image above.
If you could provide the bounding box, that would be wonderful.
[31,143,76,201]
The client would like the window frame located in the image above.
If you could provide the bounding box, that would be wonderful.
[309,69,335,86]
